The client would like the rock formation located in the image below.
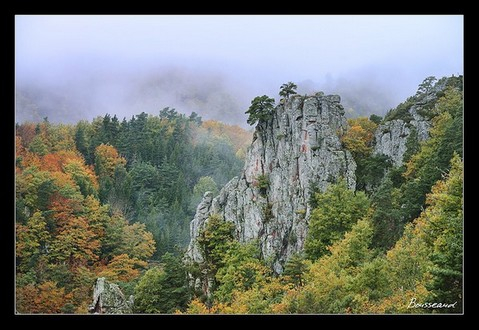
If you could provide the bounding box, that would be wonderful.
[88,277,133,314]
[373,76,456,166]
[186,93,356,273]
[373,106,430,167]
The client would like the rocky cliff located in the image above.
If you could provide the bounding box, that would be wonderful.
[373,107,430,167]
[373,76,457,166]
[186,93,356,273]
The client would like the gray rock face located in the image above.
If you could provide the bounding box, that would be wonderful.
[373,76,458,166]
[186,94,356,273]
[373,107,431,167]
[88,277,133,314]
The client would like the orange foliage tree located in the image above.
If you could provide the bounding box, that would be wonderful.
[97,254,147,282]
[16,281,73,314]
[341,117,377,159]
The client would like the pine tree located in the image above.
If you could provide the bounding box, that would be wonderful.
[279,82,298,100]
[283,253,309,287]
[245,95,275,126]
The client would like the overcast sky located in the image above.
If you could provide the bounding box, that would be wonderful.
[15,15,463,125]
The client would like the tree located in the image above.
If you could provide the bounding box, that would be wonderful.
[245,95,275,126]
[197,214,236,274]
[367,154,463,314]
[97,254,147,282]
[283,253,309,287]
[279,82,298,100]
[49,124,76,153]
[190,176,219,212]
[400,87,463,222]
[280,218,375,313]
[134,253,189,313]
[215,276,290,314]
[424,154,463,312]
[63,158,99,197]
[28,135,49,156]
[94,144,127,203]
[74,121,92,163]
[159,107,178,120]
[370,176,403,250]
[16,211,51,273]
[101,212,156,262]
[120,222,156,261]
[305,179,371,260]
[193,176,218,197]
[50,215,100,268]
[158,252,190,312]
[214,241,268,303]
[341,117,378,160]
[81,195,110,239]
[189,112,203,125]
[196,214,236,301]
[416,76,437,96]
[16,283,39,313]
[94,144,126,179]
[255,174,269,196]
[369,114,382,125]
[17,281,73,313]
[133,267,165,313]
[355,154,392,193]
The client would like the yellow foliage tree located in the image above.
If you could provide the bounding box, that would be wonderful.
[94,144,127,178]
[341,117,378,159]
[97,254,147,282]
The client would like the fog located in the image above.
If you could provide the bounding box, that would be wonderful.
[15,15,463,126]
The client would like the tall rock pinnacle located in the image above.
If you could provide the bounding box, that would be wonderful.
[186,93,356,273]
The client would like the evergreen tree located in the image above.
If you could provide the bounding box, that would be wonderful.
[245,95,275,126]
[133,253,190,313]
[283,253,309,287]
[370,177,402,250]
[279,82,298,100]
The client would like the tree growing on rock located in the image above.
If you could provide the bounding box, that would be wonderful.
[416,76,437,96]
[245,95,275,126]
[279,82,298,100]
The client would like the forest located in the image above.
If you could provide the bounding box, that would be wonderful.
[15,109,250,312]
[15,76,463,314]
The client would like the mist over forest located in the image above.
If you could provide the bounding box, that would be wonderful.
[16,16,462,127]
[15,15,464,315]
[16,65,413,127]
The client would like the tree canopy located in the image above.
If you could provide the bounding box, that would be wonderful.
[279,82,298,99]
[245,95,275,126]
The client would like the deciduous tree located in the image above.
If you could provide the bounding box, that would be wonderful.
[305,179,370,260]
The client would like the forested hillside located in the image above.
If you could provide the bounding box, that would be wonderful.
[175,76,463,314]
[15,76,463,314]
[15,110,251,313]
